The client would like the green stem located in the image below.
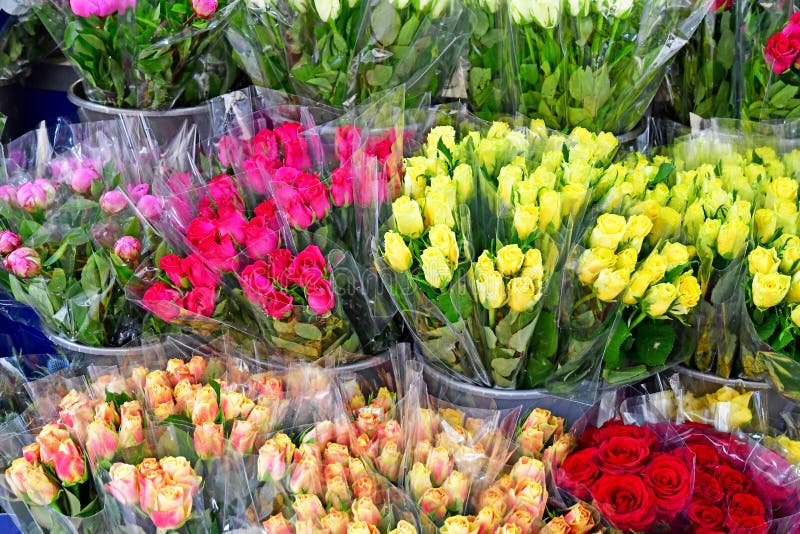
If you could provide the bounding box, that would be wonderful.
[628,311,647,332]
[489,307,496,328]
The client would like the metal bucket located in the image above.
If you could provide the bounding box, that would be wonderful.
[67,81,211,145]
[422,361,592,426]
[44,328,163,367]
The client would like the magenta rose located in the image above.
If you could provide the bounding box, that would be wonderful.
[127,184,149,203]
[283,140,311,171]
[335,126,361,166]
[240,261,274,302]
[266,249,293,287]
[264,290,293,319]
[192,0,217,18]
[70,166,98,195]
[255,199,278,220]
[217,135,245,169]
[295,173,331,220]
[330,167,354,207]
[208,174,241,210]
[159,255,186,287]
[274,186,314,229]
[181,254,218,288]
[186,217,218,251]
[182,287,216,317]
[137,195,163,220]
[765,31,800,75]
[245,216,279,259]
[306,279,335,314]
[16,182,48,212]
[143,282,182,321]
[0,231,21,254]
[216,209,248,244]
[272,167,302,186]
[70,0,124,18]
[201,236,239,272]
[4,247,40,278]
[289,246,327,284]
[252,129,280,162]
[274,122,303,146]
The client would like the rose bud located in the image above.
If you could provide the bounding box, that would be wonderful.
[150,484,192,530]
[414,439,433,464]
[377,420,402,447]
[137,195,163,220]
[113,236,141,263]
[191,385,219,426]
[0,185,16,206]
[376,441,402,481]
[86,420,120,463]
[325,461,346,481]
[419,488,449,522]
[325,474,352,511]
[479,485,508,516]
[354,497,384,525]
[442,470,469,511]
[146,370,171,389]
[5,458,33,498]
[522,408,551,430]
[353,433,379,460]
[507,506,535,531]
[495,476,514,493]
[290,456,323,496]
[34,179,56,204]
[474,506,502,533]
[263,513,293,534]
[173,380,198,414]
[273,432,296,460]
[24,463,61,505]
[297,443,323,464]
[369,387,393,412]
[138,462,166,514]
[191,0,217,18]
[352,474,378,501]
[517,426,546,458]
[165,359,192,385]
[247,405,273,435]
[221,391,248,420]
[426,446,454,486]
[324,442,351,466]
[120,400,142,419]
[439,408,465,429]
[387,520,417,534]
[107,462,140,505]
[59,390,94,440]
[563,503,595,534]
[119,412,144,448]
[54,439,88,485]
[311,420,335,449]
[551,417,565,440]
[147,382,174,408]
[16,182,47,212]
[128,367,148,390]
[408,462,434,501]
[22,443,40,465]
[295,519,319,534]
[230,420,258,454]
[99,190,127,214]
[356,410,380,437]
[0,231,20,254]
[70,166,98,195]
[510,456,546,486]
[186,355,207,382]
[4,247,40,278]
[542,434,576,468]
[259,440,289,482]
[36,423,70,466]
[194,423,224,460]
[540,516,570,534]
[251,374,284,400]
[160,457,199,493]
[321,509,351,534]
[348,522,380,534]
[349,457,369,484]
[441,516,471,534]
[415,409,436,442]
[293,493,325,521]
[512,480,547,519]
[95,402,120,427]
[497,524,522,534]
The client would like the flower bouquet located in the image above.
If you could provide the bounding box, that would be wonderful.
[33,0,236,109]
[0,10,54,82]
[257,0,468,106]
[510,0,709,134]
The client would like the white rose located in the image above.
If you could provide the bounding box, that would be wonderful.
[315,0,341,20]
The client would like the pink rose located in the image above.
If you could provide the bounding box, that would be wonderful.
[252,129,280,161]
[283,140,311,171]
[181,254,218,288]
[4,247,40,278]
[0,231,21,254]
[159,254,186,287]
[202,236,239,272]
[192,0,217,18]
[245,216,280,259]
[217,135,244,169]
[137,195,163,220]
[216,209,248,244]
[182,287,216,317]
[70,0,124,17]
[113,236,141,262]
[142,282,182,321]
[70,167,99,195]
[100,190,128,214]
[50,158,76,181]
[242,154,275,195]
[765,31,800,75]
[274,123,303,146]
[289,246,327,284]
[306,280,334,314]
[127,183,149,203]
[16,182,47,212]
[0,185,16,206]
[186,216,218,251]
[265,290,293,319]
[295,173,331,220]
[241,261,274,302]
[208,174,241,211]
[335,126,361,166]
[267,249,293,287]
[272,167,302,186]
[274,186,314,229]
[34,179,56,204]
[330,168,354,207]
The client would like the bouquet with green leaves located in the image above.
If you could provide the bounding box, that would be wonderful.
[0,11,54,82]
[510,0,709,134]
[34,0,236,109]
[465,0,514,118]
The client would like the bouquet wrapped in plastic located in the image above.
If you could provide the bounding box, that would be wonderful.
[0,11,54,82]
[464,0,514,117]
[34,0,237,109]
[510,0,709,134]
[0,121,171,347]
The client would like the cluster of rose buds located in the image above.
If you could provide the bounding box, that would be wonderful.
[475,456,549,531]
[438,502,596,534]
[343,385,402,482]
[515,408,565,459]
[106,456,201,530]
[0,230,39,278]
[85,399,145,464]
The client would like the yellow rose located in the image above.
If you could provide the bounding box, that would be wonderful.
[577,247,616,285]
[540,150,563,172]
[423,190,455,228]
[767,176,799,206]
[667,182,692,214]
[487,121,510,139]
[754,209,777,244]
[622,269,655,305]
[622,214,654,252]
[478,138,503,175]
[672,273,701,315]
[793,306,800,327]
[561,184,588,219]
[475,270,506,309]
[569,126,594,146]
[717,220,749,260]
[496,244,524,277]
[594,268,630,302]
[452,164,473,203]
[642,283,679,317]
[538,188,561,233]
[697,218,722,260]
[392,196,425,237]
[728,200,752,226]
[641,253,667,282]
[785,150,800,177]
[649,206,682,245]
[595,132,619,162]
[514,204,540,240]
[516,179,539,206]
[497,164,524,205]
[426,126,456,159]
[787,272,800,303]
[752,272,791,309]
[529,119,547,138]
[683,202,706,243]
[594,164,627,198]
[383,231,413,272]
[429,225,459,265]
[530,167,557,190]
[476,251,495,277]
[744,162,766,182]
[661,242,690,271]
[522,249,544,281]
[429,175,457,209]
[403,158,430,199]
[675,169,697,186]
[590,214,627,250]
[421,248,453,289]
[775,200,799,235]
[615,248,638,272]
[507,277,542,312]
[645,183,670,207]
[748,246,780,276]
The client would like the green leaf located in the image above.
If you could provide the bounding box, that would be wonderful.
[567,65,612,119]
[366,65,393,87]
[603,320,630,371]
[631,320,676,367]
[105,390,134,410]
[772,326,794,351]
[650,162,676,187]
[755,312,779,342]
[371,2,400,45]
[491,356,521,379]
[295,322,323,340]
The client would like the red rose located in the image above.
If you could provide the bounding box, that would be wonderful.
[689,500,725,530]
[289,246,327,285]
[727,515,768,534]
[591,474,657,531]
[556,447,599,501]
[687,442,719,471]
[306,279,335,315]
[369,138,394,162]
[274,122,303,147]
[255,199,279,223]
[264,290,293,319]
[726,493,766,530]
[266,249,294,287]
[143,282,182,321]
[586,420,657,451]
[595,436,651,475]
[283,140,311,171]
[182,287,216,317]
[642,453,692,515]
[765,31,800,75]
[159,254,186,287]
[693,471,724,504]
[186,216,218,251]
[181,254,218,289]
[295,173,331,220]
[715,464,751,496]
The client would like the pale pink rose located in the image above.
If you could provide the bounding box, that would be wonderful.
[325,475,352,511]
[86,420,119,463]
[510,456,546,486]
[22,443,41,464]
[290,456,323,496]
[16,182,47,212]
[375,441,402,481]
[151,484,193,529]
[352,497,381,525]
[230,420,258,454]
[192,0,217,18]
[0,185,16,205]
[191,385,219,426]
[263,513,293,534]
[113,236,141,262]
[95,402,120,427]
[323,442,351,466]
[419,488,449,522]
[107,462,140,505]
[99,190,127,214]
[186,356,207,382]
[441,470,468,511]
[34,179,56,204]
[321,510,351,534]
[119,414,144,448]
[408,462,433,501]
[258,440,288,482]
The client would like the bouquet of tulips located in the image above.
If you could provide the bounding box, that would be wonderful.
[0,121,171,347]
[34,0,237,109]
[510,0,708,134]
